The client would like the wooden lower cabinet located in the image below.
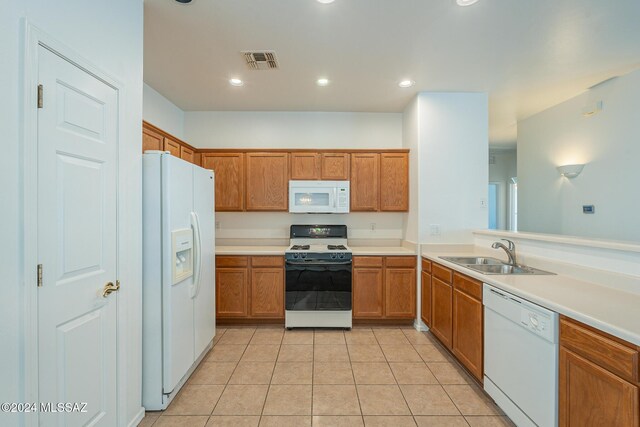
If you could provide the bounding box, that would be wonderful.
[559,316,640,427]
[431,276,453,348]
[250,268,284,317]
[420,271,432,327]
[426,259,483,382]
[452,288,483,380]
[352,268,384,318]
[216,256,284,321]
[216,268,249,318]
[385,268,416,318]
[352,256,416,321]
[560,348,639,427]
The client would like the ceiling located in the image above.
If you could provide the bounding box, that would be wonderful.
[144,0,640,146]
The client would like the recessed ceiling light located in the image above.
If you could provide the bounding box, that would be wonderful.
[398,80,415,88]
[229,78,244,87]
[317,78,330,86]
[317,0,335,4]
[456,0,479,6]
[175,0,193,3]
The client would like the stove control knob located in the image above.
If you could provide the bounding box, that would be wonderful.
[338,253,345,259]
[293,253,299,259]
[330,253,337,259]
[301,253,307,259]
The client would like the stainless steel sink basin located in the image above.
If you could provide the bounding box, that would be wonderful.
[439,256,555,275]
[466,264,555,275]
[439,256,504,265]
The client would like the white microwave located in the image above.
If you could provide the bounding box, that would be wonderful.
[289,180,350,214]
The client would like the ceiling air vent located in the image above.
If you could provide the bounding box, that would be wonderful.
[243,51,279,70]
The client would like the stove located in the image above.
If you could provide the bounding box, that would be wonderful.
[284,225,352,329]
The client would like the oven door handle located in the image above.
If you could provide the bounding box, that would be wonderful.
[285,260,352,266]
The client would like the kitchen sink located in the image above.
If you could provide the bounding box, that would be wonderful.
[466,264,555,275]
[440,256,504,265]
[439,256,555,275]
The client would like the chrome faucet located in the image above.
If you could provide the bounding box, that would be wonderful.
[491,239,517,265]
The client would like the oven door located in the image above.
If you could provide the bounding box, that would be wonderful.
[285,260,352,311]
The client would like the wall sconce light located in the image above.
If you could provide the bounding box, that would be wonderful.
[557,164,585,179]
[582,101,603,117]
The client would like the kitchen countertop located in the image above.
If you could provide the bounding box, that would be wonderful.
[421,249,640,346]
[216,246,288,255]
[216,245,416,256]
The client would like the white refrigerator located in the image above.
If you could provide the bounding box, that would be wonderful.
[142,152,216,410]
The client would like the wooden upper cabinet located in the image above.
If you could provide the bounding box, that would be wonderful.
[202,153,245,212]
[290,153,321,180]
[350,153,380,211]
[321,153,350,180]
[384,267,416,318]
[245,153,289,211]
[380,153,409,211]
[180,146,195,164]
[352,267,384,318]
[163,137,181,157]
[142,126,163,152]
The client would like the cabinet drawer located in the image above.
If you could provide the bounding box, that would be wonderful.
[560,317,639,383]
[353,256,383,268]
[385,256,416,268]
[251,256,284,268]
[421,258,432,273]
[216,256,249,268]
[432,262,453,284]
[453,272,482,301]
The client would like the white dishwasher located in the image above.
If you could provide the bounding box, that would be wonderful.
[483,283,558,427]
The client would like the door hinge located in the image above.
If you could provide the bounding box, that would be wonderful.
[37,84,43,109]
[37,264,43,287]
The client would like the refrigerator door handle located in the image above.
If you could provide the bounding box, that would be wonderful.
[190,211,202,299]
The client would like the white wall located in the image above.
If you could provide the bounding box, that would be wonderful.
[0,2,143,426]
[518,69,640,242]
[489,149,517,230]
[185,111,403,149]
[185,111,405,241]
[418,93,489,243]
[402,97,421,243]
[143,83,185,139]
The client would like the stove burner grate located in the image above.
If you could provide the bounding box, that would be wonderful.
[328,245,348,250]
[291,245,310,250]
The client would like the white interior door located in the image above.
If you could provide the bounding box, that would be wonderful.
[37,45,118,427]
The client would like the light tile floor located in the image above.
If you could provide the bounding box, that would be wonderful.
[140,327,515,427]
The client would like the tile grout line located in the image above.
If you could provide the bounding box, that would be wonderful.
[259,328,285,423]
[209,327,256,419]
[344,329,365,423]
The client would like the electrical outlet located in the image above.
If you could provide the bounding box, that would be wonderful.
[429,224,441,236]
[369,223,376,231]
[480,198,488,208]
[215,221,220,230]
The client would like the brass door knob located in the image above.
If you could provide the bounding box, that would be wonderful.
[102,281,120,298]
